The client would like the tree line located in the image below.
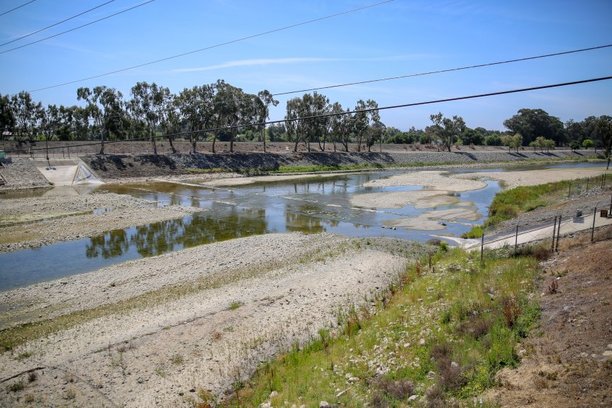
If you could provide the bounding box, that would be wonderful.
[0,82,610,159]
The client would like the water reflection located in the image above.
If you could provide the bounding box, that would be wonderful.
[84,208,269,260]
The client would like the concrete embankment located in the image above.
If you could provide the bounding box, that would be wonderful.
[82,150,601,179]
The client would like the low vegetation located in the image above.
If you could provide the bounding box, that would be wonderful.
[218,246,540,407]
[462,173,608,238]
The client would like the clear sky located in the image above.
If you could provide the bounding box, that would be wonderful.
[1,0,610,130]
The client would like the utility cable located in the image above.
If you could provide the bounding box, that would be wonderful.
[27,0,394,93]
[0,0,116,47]
[0,0,154,55]
[273,44,612,96]
[28,75,612,151]
[0,0,38,17]
[151,75,612,137]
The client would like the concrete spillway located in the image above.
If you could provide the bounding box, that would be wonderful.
[36,159,102,186]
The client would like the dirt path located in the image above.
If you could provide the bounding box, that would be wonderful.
[483,231,612,407]
[0,233,426,407]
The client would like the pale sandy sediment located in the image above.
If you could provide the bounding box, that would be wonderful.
[0,233,420,407]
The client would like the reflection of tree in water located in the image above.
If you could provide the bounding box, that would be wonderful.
[84,209,268,259]
[131,218,184,257]
[285,202,325,234]
[86,229,130,259]
[178,208,267,248]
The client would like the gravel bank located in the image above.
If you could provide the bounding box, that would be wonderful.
[0,233,426,407]
[0,191,197,252]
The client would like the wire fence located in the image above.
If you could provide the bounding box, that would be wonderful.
[477,193,612,262]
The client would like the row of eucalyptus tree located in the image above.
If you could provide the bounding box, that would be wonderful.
[0,81,280,155]
[1,82,387,154]
[285,93,383,152]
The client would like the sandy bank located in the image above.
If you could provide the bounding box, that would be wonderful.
[454,167,609,189]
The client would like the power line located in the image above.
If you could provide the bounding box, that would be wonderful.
[28,75,612,151]
[27,0,395,93]
[161,75,612,137]
[272,44,612,96]
[0,0,38,17]
[0,0,154,55]
[0,0,116,47]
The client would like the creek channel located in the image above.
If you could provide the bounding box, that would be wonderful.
[0,162,600,290]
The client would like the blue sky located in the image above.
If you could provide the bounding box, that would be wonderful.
[1,0,610,130]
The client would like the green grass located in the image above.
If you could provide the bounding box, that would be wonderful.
[220,247,540,407]
[485,175,608,228]
[462,173,609,237]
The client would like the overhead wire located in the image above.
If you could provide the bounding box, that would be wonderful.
[272,44,612,96]
[0,0,155,55]
[0,0,38,17]
[125,75,612,139]
[29,75,612,152]
[27,0,395,93]
[0,0,116,47]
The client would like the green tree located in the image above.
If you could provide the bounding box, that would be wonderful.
[9,91,43,148]
[255,90,278,152]
[77,86,125,155]
[129,82,172,155]
[503,108,565,146]
[428,112,466,151]
[329,102,352,152]
[581,138,593,149]
[176,84,215,154]
[0,93,15,138]
[285,92,329,152]
[501,133,522,152]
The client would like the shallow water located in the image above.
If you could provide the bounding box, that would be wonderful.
[0,162,603,290]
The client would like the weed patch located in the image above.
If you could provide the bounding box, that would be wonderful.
[221,248,540,406]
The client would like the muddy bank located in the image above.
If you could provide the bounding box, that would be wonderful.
[0,233,428,407]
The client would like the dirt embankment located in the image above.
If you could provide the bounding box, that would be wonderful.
[0,233,427,407]
[484,231,612,407]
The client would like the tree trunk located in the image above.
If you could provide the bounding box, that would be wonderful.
[230,137,234,153]
[99,132,105,155]
[262,128,266,153]
[212,135,216,154]
[151,131,157,155]
[167,135,177,154]
[293,138,299,152]
[190,134,197,155]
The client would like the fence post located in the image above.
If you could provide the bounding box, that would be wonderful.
[551,216,557,250]
[591,207,597,242]
[480,234,485,266]
[556,216,561,252]
[514,224,519,255]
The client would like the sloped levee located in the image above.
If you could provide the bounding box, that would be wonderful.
[82,150,602,179]
[0,158,50,189]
